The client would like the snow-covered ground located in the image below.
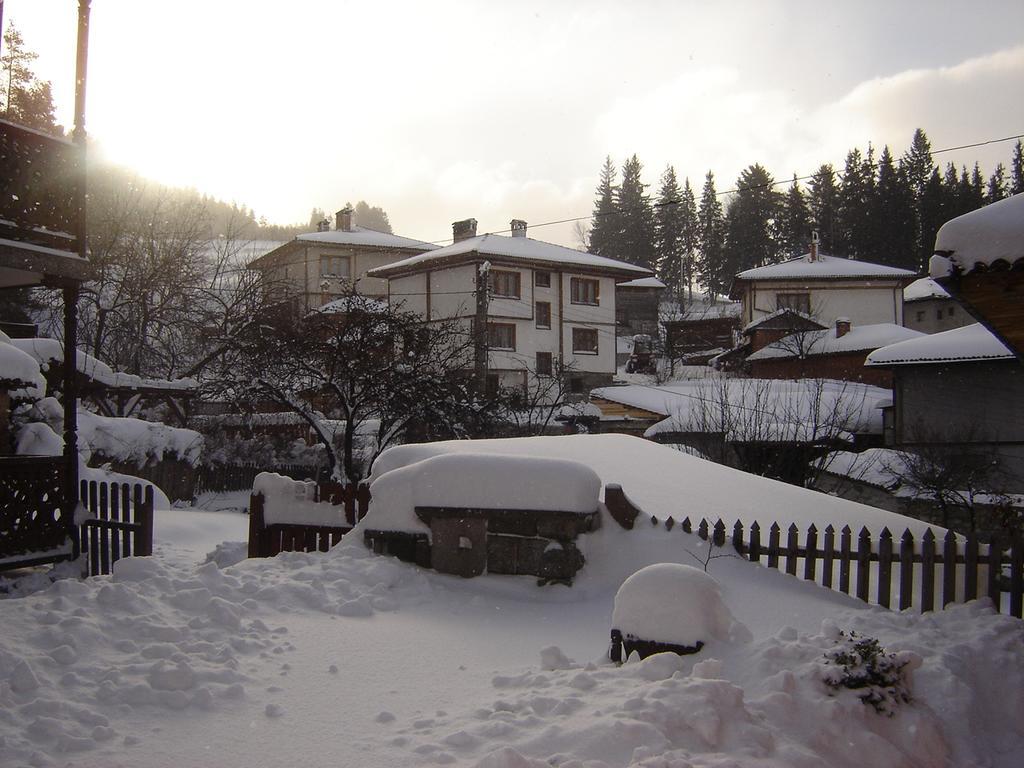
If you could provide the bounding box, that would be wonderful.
[1,438,1021,767]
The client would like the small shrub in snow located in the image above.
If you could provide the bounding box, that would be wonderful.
[822,631,913,716]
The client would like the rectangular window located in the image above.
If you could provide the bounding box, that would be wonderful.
[535,270,551,288]
[488,322,516,350]
[572,327,599,354]
[536,301,551,329]
[490,270,521,298]
[570,277,600,305]
[916,310,925,322]
[776,293,810,315]
[320,256,351,277]
[536,351,553,376]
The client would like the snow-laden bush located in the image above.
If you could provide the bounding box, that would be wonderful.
[822,631,916,716]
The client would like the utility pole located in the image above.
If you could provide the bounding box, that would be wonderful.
[474,261,491,397]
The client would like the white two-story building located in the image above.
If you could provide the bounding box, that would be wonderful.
[368,218,651,399]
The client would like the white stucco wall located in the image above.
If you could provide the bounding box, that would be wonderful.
[744,281,905,327]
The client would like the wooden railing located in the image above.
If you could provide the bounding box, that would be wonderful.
[79,479,154,576]
[0,118,83,255]
[0,456,73,569]
[653,513,1023,619]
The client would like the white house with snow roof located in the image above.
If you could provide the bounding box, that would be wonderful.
[729,237,916,329]
[367,218,652,398]
[248,207,438,314]
[902,277,972,334]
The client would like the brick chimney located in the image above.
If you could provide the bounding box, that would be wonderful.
[510,219,527,238]
[336,207,354,232]
[452,218,478,243]
[808,230,819,262]
[835,317,851,338]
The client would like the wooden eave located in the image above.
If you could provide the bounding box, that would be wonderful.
[729,273,916,300]
[932,266,1024,361]
[589,396,664,422]
[0,239,90,288]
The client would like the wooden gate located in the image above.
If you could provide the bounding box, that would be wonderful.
[78,479,154,576]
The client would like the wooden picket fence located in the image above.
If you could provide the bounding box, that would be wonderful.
[247,482,370,558]
[652,514,1023,619]
[78,479,154,577]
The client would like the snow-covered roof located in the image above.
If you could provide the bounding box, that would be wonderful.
[366,233,652,278]
[902,276,950,302]
[747,323,924,361]
[866,323,1015,366]
[617,277,666,289]
[660,297,742,322]
[734,253,916,282]
[296,226,439,252]
[929,193,1024,277]
[11,338,197,391]
[591,379,889,438]
[742,307,824,333]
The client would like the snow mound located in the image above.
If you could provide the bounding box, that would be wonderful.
[252,472,346,527]
[612,563,749,647]
[365,452,601,534]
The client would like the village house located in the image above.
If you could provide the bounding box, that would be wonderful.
[929,192,1024,359]
[902,277,973,334]
[248,206,438,315]
[661,297,742,366]
[367,218,651,399]
[864,323,1023,491]
[729,235,917,329]
[745,319,923,387]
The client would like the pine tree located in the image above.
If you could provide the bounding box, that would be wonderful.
[987,163,1008,203]
[837,147,873,257]
[902,128,934,205]
[0,24,60,134]
[873,147,916,268]
[696,171,726,299]
[615,155,657,270]
[722,164,780,275]
[1011,140,1024,195]
[678,179,699,302]
[654,165,685,295]
[589,156,620,259]
[779,175,810,259]
[918,168,948,271]
[808,165,839,254]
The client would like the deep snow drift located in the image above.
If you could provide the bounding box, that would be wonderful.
[0,437,1021,768]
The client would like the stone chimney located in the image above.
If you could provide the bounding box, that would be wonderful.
[452,218,478,243]
[835,317,851,338]
[336,206,354,232]
[808,230,819,262]
[317,218,330,232]
[510,219,527,238]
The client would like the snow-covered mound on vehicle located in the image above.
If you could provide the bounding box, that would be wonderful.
[365,452,602,535]
[612,563,748,646]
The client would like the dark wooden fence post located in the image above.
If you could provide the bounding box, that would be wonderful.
[822,525,835,590]
[804,524,818,582]
[986,534,1003,608]
[964,532,979,602]
[899,529,914,611]
[681,517,692,534]
[137,485,154,557]
[1011,536,1023,619]
[877,527,892,609]
[856,527,871,603]
[697,519,709,541]
[767,523,781,570]
[921,529,936,613]
[712,519,726,547]
[839,525,852,595]
[942,530,957,607]
[785,523,799,576]
[748,521,761,564]
[732,520,744,555]
[248,492,265,558]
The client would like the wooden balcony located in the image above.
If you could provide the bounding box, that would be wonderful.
[0,117,89,288]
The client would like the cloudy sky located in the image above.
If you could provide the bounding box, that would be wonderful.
[6,0,1024,246]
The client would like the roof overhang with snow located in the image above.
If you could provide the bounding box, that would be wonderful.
[865,323,1016,367]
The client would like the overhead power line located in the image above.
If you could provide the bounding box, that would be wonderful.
[419,131,1024,246]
